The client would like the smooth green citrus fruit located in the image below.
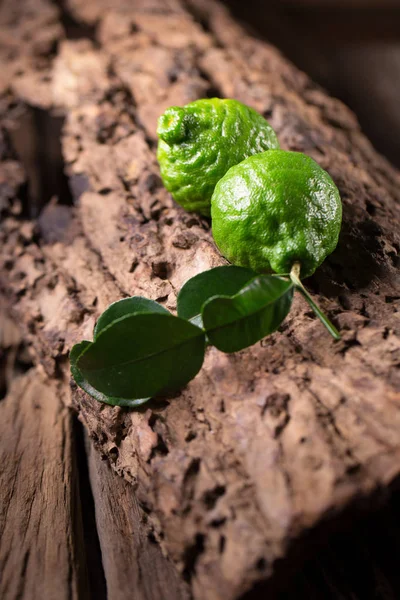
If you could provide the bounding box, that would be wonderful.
[157,98,279,216]
[211,150,342,278]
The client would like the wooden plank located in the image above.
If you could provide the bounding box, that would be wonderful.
[0,369,89,600]
[87,438,190,600]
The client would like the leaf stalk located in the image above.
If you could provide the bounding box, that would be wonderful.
[290,262,340,341]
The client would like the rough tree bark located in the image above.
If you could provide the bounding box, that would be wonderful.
[1,0,400,598]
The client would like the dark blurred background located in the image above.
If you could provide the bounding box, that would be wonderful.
[224,0,400,168]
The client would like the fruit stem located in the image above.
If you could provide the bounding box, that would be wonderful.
[290,262,341,341]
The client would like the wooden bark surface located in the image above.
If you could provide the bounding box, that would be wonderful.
[0,369,89,600]
[1,0,400,598]
[87,439,189,600]
[0,355,187,600]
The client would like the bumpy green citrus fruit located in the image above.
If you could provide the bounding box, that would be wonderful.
[157,98,279,216]
[211,150,342,278]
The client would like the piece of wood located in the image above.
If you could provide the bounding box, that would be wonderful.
[87,437,189,600]
[0,325,191,600]
[0,369,89,600]
[0,307,23,397]
[1,0,400,598]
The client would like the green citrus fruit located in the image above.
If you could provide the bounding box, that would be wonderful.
[157,98,279,216]
[211,150,342,278]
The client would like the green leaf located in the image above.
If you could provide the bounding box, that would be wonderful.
[71,296,171,407]
[70,341,151,407]
[77,313,206,399]
[202,275,294,353]
[177,265,256,321]
[70,340,91,383]
[94,296,169,340]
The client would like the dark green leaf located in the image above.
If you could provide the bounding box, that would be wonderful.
[202,276,294,353]
[70,340,91,383]
[177,265,256,321]
[77,313,206,399]
[71,296,170,406]
[94,296,169,340]
[70,341,151,407]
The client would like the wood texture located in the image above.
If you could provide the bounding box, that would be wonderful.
[0,369,89,600]
[1,0,400,598]
[87,439,189,600]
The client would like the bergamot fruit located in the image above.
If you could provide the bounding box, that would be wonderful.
[157,98,279,216]
[211,150,342,278]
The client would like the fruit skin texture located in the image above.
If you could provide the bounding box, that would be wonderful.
[157,98,279,216]
[211,150,342,278]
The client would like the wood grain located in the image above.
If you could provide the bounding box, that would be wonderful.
[87,439,189,600]
[0,370,89,600]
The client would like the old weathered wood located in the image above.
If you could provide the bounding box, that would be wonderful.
[1,0,400,598]
[0,369,89,600]
[87,438,189,600]
[0,308,23,397]
[0,333,187,600]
